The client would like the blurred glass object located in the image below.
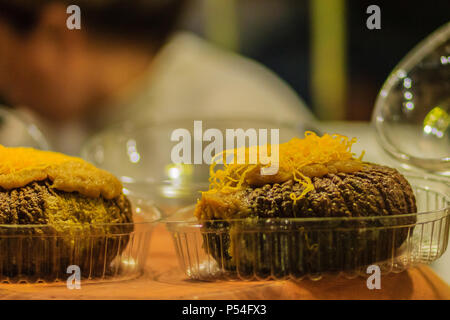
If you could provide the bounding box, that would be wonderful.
[81,118,317,214]
[0,106,49,149]
[373,22,450,176]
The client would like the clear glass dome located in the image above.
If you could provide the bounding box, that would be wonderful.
[0,106,49,149]
[372,22,450,176]
[81,118,316,213]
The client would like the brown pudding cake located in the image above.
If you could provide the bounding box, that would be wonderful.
[194,132,417,277]
[0,146,133,281]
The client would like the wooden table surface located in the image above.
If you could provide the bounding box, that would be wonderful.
[0,224,449,300]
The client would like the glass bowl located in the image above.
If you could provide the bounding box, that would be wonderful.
[372,22,450,176]
[81,118,314,215]
[166,174,449,281]
[0,194,161,284]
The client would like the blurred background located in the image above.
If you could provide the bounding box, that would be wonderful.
[178,0,449,120]
[1,0,448,122]
[0,0,449,284]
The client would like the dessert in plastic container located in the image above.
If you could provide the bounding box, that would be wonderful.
[0,192,161,284]
[166,174,449,281]
[166,23,450,281]
[0,144,162,284]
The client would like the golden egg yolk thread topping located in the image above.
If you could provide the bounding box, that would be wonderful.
[0,145,82,175]
[204,131,364,203]
[0,145,122,199]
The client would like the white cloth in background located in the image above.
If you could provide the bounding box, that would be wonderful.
[93,32,314,128]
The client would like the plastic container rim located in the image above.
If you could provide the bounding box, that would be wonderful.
[165,173,449,226]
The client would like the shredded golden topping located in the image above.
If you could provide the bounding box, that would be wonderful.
[205,131,364,203]
[0,146,80,174]
[0,145,122,199]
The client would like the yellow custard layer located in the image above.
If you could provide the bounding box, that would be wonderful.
[0,146,122,199]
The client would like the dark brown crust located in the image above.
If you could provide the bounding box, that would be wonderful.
[0,180,132,225]
[245,164,417,218]
[0,180,134,281]
[0,183,47,224]
[201,164,418,277]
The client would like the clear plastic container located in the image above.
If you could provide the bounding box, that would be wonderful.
[81,118,313,215]
[166,175,449,281]
[0,195,161,284]
[0,106,49,150]
[372,22,449,176]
